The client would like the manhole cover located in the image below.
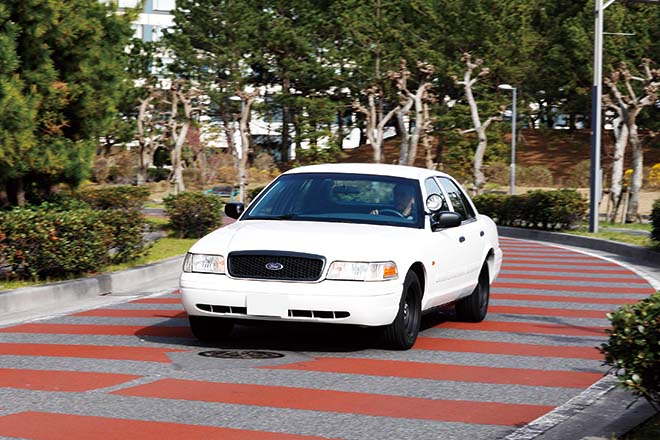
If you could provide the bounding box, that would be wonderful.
[198,350,285,359]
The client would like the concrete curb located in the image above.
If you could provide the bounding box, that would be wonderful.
[0,255,184,315]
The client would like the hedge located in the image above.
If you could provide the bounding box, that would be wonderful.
[651,198,660,243]
[473,189,588,230]
[164,192,224,238]
[600,292,660,412]
[0,201,148,280]
[77,185,150,211]
[1,208,107,279]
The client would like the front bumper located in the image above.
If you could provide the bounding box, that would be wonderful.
[180,273,402,326]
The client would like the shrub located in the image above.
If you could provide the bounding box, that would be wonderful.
[77,186,149,211]
[651,199,660,243]
[164,192,224,238]
[0,208,109,279]
[600,293,660,412]
[649,164,660,189]
[97,209,148,263]
[473,189,587,230]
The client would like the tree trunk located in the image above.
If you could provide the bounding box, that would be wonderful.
[407,87,425,166]
[397,110,409,165]
[626,122,643,222]
[422,101,434,170]
[0,184,8,208]
[237,91,257,202]
[607,113,628,222]
[15,177,25,207]
[281,77,290,163]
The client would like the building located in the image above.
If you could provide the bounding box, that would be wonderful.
[111,0,176,43]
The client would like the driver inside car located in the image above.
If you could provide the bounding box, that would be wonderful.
[370,184,415,218]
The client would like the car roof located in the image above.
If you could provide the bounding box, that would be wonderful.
[283,163,450,181]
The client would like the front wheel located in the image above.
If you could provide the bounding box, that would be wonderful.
[189,315,234,341]
[455,264,490,322]
[382,271,422,350]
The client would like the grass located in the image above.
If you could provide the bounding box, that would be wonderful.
[0,236,197,291]
[566,229,655,247]
[597,221,652,232]
[622,413,660,440]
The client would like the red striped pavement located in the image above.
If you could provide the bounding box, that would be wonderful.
[489,305,610,319]
[491,293,637,305]
[500,266,633,275]
[0,412,332,440]
[438,321,606,337]
[0,323,193,338]
[74,309,187,318]
[493,281,653,294]
[0,343,185,363]
[413,337,602,360]
[497,273,648,284]
[502,259,618,267]
[113,378,554,426]
[0,237,655,439]
[0,369,139,392]
[266,357,603,388]
[131,298,182,304]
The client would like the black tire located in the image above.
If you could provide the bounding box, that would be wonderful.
[455,264,490,322]
[382,271,422,350]
[189,315,234,341]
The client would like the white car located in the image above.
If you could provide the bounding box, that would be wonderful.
[180,163,502,349]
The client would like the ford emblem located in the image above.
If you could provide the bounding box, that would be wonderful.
[265,262,284,271]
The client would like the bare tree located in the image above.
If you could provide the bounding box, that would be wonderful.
[164,80,204,194]
[135,87,164,186]
[391,61,436,168]
[604,59,660,222]
[353,86,400,163]
[454,53,502,194]
[235,89,259,202]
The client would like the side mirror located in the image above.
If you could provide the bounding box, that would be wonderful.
[431,211,462,231]
[225,202,245,219]
[426,194,445,212]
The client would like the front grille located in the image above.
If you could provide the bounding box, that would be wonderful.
[228,251,325,281]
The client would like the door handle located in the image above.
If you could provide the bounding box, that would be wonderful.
[459,236,466,243]
[480,231,485,237]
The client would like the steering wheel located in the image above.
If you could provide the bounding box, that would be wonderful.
[378,208,406,218]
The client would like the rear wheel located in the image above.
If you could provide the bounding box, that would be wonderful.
[455,264,490,322]
[382,271,422,350]
[189,315,234,341]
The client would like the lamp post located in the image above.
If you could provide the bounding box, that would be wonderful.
[589,0,659,233]
[498,84,517,195]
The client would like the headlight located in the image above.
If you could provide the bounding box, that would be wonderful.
[183,253,226,274]
[327,261,398,281]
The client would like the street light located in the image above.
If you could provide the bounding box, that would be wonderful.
[498,84,517,195]
[590,0,659,233]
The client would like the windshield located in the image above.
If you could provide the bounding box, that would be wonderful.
[243,172,424,228]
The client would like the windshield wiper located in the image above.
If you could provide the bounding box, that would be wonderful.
[265,213,300,220]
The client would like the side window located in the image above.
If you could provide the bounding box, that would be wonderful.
[424,177,449,211]
[438,178,476,221]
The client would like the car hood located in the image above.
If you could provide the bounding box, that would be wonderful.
[190,219,423,262]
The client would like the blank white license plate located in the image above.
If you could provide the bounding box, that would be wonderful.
[246,294,289,317]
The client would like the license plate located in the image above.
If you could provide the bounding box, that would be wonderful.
[246,294,289,318]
